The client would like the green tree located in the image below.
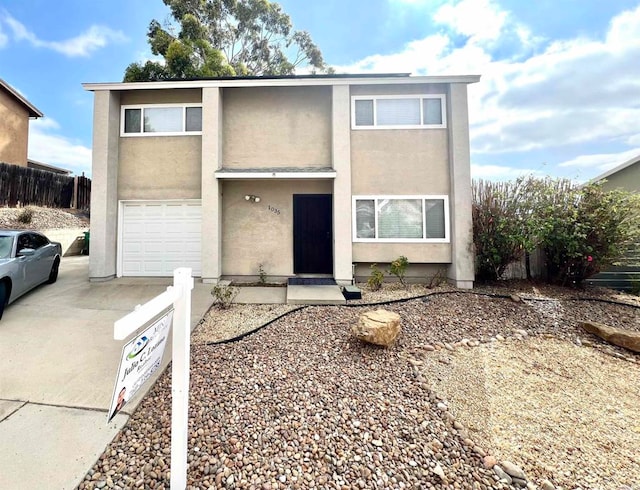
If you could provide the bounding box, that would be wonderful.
[124,0,330,81]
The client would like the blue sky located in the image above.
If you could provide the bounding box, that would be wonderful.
[1,0,639,180]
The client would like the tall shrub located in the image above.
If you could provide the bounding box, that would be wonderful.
[530,179,640,285]
[472,179,530,281]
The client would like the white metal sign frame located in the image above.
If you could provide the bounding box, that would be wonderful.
[113,267,194,489]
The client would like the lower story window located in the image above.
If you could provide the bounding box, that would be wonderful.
[353,196,449,242]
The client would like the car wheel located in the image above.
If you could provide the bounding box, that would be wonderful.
[0,282,6,320]
[47,258,60,284]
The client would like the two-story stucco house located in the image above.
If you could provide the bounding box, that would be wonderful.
[0,78,43,167]
[83,73,479,288]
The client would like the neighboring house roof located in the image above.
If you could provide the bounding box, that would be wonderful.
[590,154,640,184]
[0,78,44,118]
[83,73,481,91]
[27,159,72,175]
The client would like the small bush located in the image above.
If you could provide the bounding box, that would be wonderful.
[258,264,267,284]
[389,255,409,286]
[17,207,35,224]
[211,284,239,309]
[427,267,447,288]
[367,264,384,291]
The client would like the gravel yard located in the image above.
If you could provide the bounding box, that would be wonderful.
[78,284,639,490]
[0,206,88,229]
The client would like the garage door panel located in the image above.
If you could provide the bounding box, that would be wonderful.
[121,201,202,277]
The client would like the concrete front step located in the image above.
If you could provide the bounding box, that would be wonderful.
[286,285,346,305]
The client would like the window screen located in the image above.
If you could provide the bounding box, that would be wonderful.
[423,98,443,125]
[425,199,445,238]
[355,99,374,126]
[186,107,202,132]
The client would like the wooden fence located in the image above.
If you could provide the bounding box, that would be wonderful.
[0,162,91,209]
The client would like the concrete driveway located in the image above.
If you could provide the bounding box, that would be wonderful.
[0,256,213,489]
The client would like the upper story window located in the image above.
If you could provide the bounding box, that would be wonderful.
[353,195,449,243]
[351,95,446,130]
[121,104,202,136]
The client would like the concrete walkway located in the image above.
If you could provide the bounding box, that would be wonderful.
[0,256,213,490]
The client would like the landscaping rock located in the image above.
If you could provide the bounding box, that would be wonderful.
[432,462,446,480]
[483,455,497,469]
[540,479,556,490]
[493,465,512,484]
[581,321,640,353]
[502,461,527,480]
[512,477,528,488]
[351,309,401,347]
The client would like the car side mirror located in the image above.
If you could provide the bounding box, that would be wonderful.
[18,248,35,257]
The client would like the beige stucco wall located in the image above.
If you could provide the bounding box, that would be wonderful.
[600,162,640,193]
[349,84,452,265]
[352,243,451,264]
[119,88,202,105]
[350,83,448,97]
[222,86,332,169]
[0,89,29,166]
[118,137,202,200]
[221,179,333,277]
[350,130,450,194]
[354,262,448,283]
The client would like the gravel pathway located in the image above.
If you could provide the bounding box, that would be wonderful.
[77,286,640,490]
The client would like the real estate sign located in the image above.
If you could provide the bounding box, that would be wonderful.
[108,310,173,422]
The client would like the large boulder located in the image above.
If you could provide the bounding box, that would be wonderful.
[581,321,640,353]
[352,309,401,347]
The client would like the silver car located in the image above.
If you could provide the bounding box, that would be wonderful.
[0,230,62,319]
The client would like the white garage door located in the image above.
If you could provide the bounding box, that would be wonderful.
[121,201,201,277]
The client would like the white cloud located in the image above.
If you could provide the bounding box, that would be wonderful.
[433,0,507,43]
[471,163,541,180]
[557,148,640,172]
[2,12,126,57]
[0,22,7,48]
[336,34,450,74]
[29,118,92,176]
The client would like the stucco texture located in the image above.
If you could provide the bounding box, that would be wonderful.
[0,89,29,166]
[118,136,202,200]
[119,89,202,105]
[350,130,450,195]
[221,180,333,277]
[222,86,332,169]
[600,161,640,193]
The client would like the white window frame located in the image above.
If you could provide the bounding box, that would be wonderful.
[351,94,447,130]
[120,103,203,137]
[352,195,450,243]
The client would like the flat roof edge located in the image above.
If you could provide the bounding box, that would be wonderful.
[82,74,481,92]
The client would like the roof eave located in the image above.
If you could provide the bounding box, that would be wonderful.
[0,79,44,118]
[589,154,640,184]
[82,74,481,92]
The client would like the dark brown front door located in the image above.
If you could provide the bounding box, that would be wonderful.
[293,194,333,274]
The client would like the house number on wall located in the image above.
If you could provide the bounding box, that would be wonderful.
[268,205,281,215]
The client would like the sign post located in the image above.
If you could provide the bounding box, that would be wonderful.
[169,268,192,490]
[112,268,194,490]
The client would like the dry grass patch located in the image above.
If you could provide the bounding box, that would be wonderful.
[420,337,640,489]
